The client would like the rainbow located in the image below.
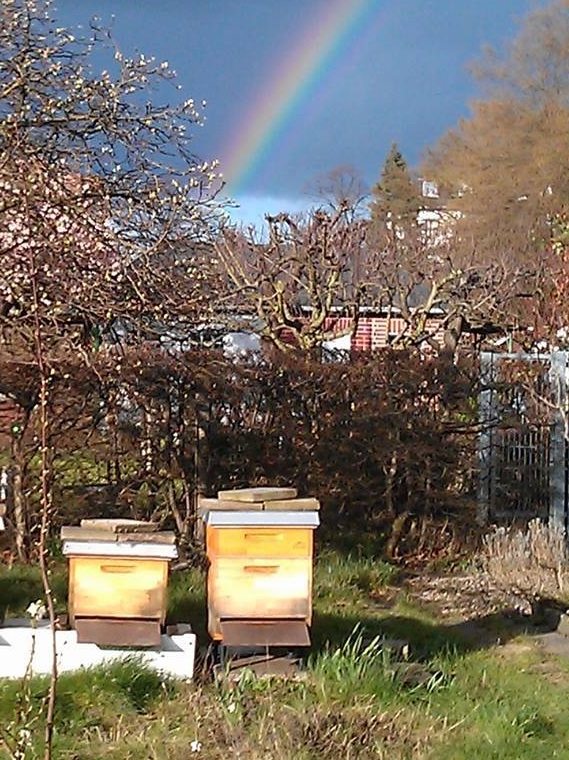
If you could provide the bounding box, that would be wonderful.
[221,0,384,196]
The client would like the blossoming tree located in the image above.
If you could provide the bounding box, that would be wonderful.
[0,1,222,755]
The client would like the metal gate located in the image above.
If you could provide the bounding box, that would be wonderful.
[478,351,569,529]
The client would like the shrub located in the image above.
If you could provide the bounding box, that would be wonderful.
[481,518,569,604]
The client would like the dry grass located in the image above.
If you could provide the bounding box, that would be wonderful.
[41,672,429,760]
[481,519,569,603]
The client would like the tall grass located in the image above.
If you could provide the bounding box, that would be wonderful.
[309,628,399,702]
[482,519,569,605]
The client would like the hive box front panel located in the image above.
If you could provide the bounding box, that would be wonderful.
[206,526,312,559]
[207,556,312,638]
[68,556,168,624]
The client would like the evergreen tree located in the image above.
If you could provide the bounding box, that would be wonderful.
[370,142,422,228]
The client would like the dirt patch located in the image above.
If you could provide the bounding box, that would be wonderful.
[398,571,547,651]
[403,571,527,623]
[525,657,569,682]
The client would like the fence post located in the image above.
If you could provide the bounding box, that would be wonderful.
[549,351,568,532]
[477,351,495,525]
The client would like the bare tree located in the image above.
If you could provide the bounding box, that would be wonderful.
[213,207,366,355]
[304,165,369,221]
[363,143,525,355]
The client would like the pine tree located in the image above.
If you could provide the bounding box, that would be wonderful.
[370,142,422,228]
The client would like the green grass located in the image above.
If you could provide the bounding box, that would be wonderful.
[425,645,569,759]
[314,547,399,607]
[166,564,207,638]
[0,562,68,619]
[4,549,569,757]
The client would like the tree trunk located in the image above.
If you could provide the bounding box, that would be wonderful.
[11,436,27,562]
[192,393,210,546]
[386,510,410,560]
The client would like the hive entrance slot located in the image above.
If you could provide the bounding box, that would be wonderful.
[220,618,310,647]
[75,617,161,647]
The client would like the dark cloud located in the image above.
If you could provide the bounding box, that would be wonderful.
[54,0,539,211]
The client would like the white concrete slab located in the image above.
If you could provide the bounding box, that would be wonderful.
[0,620,196,680]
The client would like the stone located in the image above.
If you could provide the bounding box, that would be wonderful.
[556,612,569,638]
[217,487,297,503]
[391,662,434,688]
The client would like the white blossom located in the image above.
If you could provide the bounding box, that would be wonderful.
[26,600,47,621]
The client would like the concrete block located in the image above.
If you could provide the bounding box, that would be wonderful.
[0,620,196,680]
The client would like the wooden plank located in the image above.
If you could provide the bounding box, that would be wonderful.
[80,518,159,533]
[61,526,117,543]
[75,617,161,647]
[115,531,176,545]
[217,487,297,503]
[198,497,263,513]
[263,498,320,512]
[69,556,168,622]
[214,654,304,681]
[207,526,312,559]
[62,526,176,544]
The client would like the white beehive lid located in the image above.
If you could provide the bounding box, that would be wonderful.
[205,510,320,528]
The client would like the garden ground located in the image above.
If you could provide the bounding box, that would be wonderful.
[1,549,569,758]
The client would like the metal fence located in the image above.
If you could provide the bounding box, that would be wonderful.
[478,351,569,529]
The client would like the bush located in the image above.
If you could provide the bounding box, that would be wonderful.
[481,519,569,603]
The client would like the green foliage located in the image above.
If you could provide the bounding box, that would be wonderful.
[166,566,207,640]
[52,451,108,487]
[308,629,400,703]
[314,548,398,611]
[424,648,569,760]
[85,659,176,714]
[0,661,177,757]
[370,141,422,225]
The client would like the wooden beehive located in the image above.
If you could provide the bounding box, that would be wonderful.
[61,519,177,646]
[202,487,320,646]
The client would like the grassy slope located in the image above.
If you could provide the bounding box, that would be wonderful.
[2,551,569,758]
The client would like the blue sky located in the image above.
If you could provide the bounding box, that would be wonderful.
[54,0,541,226]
